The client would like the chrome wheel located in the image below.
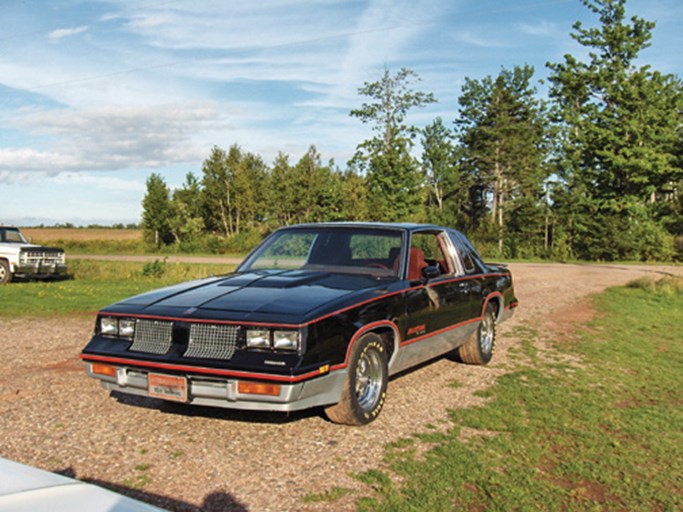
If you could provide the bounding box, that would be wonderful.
[479,309,495,354]
[355,348,383,412]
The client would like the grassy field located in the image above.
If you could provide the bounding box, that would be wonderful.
[310,278,683,511]
[23,227,146,255]
[0,259,235,316]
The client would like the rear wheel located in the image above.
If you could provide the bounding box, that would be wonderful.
[457,303,496,365]
[0,260,12,284]
[325,333,388,425]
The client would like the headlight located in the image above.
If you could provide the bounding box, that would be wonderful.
[246,329,270,349]
[101,317,119,336]
[119,318,136,338]
[273,330,299,351]
[100,316,135,338]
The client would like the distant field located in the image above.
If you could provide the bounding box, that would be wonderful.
[23,228,143,242]
[23,228,145,254]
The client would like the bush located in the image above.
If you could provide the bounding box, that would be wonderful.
[142,258,167,278]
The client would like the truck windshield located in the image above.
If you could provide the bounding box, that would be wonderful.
[0,228,28,243]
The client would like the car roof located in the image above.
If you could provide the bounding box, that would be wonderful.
[0,457,165,512]
[279,222,453,233]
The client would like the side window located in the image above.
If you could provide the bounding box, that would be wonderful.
[410,231,454,276]
[448,230,477,274]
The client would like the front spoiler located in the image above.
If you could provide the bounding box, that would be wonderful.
[84,362,346,412]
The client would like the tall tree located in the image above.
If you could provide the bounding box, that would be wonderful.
[421,117,469,227]
[350,67,436,222]
[170,173,204,245]
[200,146,232,236]
[456,65,548,255]
[141,173,173,248]
[547,0,682,260]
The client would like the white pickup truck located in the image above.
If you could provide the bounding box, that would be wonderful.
[0,226,67,284]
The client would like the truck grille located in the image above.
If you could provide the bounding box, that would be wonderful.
[129,319,173,354]
[21,250,64,264]
[184,323,239,360]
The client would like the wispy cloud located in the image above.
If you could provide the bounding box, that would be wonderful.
[47,25,88,42]
[517,20,558,37]
[0,104,226,181]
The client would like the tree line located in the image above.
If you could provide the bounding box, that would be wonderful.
[142,0,682,260]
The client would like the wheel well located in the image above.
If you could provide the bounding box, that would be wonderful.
[485,295,502,321]
[359,326,398,364]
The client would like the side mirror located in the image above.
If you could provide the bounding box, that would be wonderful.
[421,265,440,281]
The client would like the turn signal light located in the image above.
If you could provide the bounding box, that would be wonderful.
[91,363,117,377]
[237,381,281,396]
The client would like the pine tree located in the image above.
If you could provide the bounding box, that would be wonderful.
[547,0,681,260]
[456,65,548,255]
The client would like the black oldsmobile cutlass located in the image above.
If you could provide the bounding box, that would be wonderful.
[81,223,518,425]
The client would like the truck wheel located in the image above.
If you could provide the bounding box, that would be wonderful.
[0,260,12,284]
[325,333,388,425]
[457,303,496,365]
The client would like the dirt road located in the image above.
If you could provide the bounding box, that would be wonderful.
[0,263,679,511]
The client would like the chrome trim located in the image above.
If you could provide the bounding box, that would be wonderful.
[87,363,347,412]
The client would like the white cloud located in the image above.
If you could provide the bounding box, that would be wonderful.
[50,172,145,192]
[0,103,228,181]
[517,20,558,37]
[47,26,89,42]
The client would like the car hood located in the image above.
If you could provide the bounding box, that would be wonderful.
[107,270,391,323]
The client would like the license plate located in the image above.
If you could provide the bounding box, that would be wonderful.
[148,373,187,402]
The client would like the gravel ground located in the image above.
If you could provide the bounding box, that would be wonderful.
[0,263,680,511]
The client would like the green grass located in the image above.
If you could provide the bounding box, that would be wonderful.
[0,260,235,316]
[352,278,683,511]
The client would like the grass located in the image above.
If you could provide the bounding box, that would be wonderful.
[0,259,235,316]
[348,277,683,511]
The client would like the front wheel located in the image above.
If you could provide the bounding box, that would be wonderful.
[325,333,388,425]
[457,303,496,365]
[0,260,12,284]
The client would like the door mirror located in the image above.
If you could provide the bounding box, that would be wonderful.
[422,265,440,281]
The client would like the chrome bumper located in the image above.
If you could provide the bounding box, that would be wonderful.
[15,262,67,277]
[85,363,346,412]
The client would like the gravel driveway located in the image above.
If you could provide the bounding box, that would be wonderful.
[0,263,680,511]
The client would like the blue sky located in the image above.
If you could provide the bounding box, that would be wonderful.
[1,0,681,226]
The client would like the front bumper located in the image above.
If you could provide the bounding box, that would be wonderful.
[14,262,67,278]
[84,362,346,412]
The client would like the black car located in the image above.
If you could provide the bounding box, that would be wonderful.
[81,223,518,425]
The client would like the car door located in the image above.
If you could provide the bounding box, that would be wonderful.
[402,229,471,343]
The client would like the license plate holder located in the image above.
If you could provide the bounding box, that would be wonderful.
[148,373,187,402]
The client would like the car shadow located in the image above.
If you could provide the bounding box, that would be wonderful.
[110,391,324,424]
[57,467,248,511]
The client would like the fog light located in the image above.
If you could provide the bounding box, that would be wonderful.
[237,381,281,396]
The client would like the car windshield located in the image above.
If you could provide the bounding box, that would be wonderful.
[241,227,404,277]
[0,228,28,243]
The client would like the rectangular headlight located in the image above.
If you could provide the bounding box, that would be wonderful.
[119,318,136,338]
[100,317,118,336]
[273,330,299,351]
[246,329,270,349]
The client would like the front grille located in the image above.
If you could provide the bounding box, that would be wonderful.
[129,319,173,354]
[21,251,64,264]
[184,323,239,360]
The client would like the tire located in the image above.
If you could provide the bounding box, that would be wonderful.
[457,303,496,365]
[0,260,12,284]
[325,333,388,425]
